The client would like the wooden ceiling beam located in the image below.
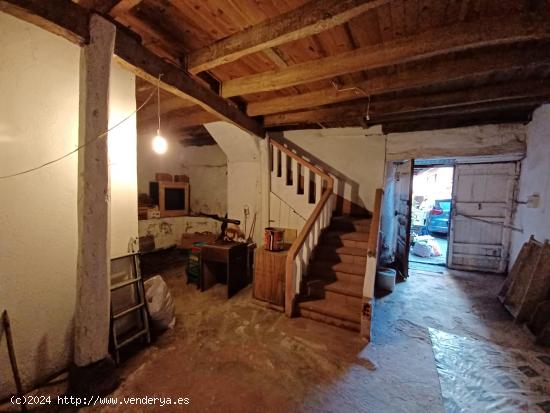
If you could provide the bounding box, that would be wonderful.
[139,107,219,133]
[138,95,195,123]
[381,109,534,134]
[222,10,550,98]
[247,47,550,116]
[0,0,89,44]
[264,80,550,126]
[108,0,141,17]
[186,0,390,74]
[0,0,265,137]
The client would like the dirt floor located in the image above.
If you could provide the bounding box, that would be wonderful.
[5,262,550,412]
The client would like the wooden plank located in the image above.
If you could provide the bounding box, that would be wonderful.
[0,0,264,137]
[139,107,219,132]
[0,0,89,44]
[247,47,550,116]
[222,12,550,97]
[138,95,195,123]
[381,108,533,134]
[108,0,141,17]
[263,80,550,126]
[187,0,390,74]
[114,30,265,137]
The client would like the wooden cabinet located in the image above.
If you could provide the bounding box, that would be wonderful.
[253,248,287,308]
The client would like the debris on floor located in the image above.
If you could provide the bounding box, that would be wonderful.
[411,235,442,258]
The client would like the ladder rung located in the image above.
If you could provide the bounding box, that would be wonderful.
[114,328,149,350]
[112,302,146,320]
[111,277,141,291]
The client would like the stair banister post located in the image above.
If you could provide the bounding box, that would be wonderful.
[291,158,299,193]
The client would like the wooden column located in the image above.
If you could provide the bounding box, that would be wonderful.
[74,14,115,367]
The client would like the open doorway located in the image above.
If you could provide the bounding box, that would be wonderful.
[409,163,454,267]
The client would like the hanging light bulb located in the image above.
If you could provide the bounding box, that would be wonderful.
[152,132,167,154]
[152,73,167,155]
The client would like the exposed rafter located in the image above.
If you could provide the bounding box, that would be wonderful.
[0,0,265,137]
[186,0,389,74]
[222,12,550,98]
[264,80,550,127]
[247,47,550,116]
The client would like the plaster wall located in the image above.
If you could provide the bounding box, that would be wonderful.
[281,128,386,212]
[385,123,526,160]
[109,63,138,258]
[510,104,550,264]
[0,12,139,397]
[0,13,80,397]
[205,122,264,243]
[137,139,227,216]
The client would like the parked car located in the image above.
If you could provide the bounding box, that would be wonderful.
[426,199,451,235]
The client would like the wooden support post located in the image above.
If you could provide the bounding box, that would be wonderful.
[74,14,114,368]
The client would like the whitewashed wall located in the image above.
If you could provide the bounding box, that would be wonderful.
[0,12,80,397]
[137,138,227,216]
[0,12,138,398]
[205,122,265,243]
[282,128,386,212]
[510,104,550,264]
[109,63,138,258]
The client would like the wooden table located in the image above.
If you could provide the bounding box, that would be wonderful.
[253,247,288,308]
[200,241,249,298]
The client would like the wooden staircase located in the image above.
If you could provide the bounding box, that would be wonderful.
[298,215,371,331]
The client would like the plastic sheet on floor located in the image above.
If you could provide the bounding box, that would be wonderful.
[429,328,550,413]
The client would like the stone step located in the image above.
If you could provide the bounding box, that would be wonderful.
[299,296,361,331]
[315,246,367,265]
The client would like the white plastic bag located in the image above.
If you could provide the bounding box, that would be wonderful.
[144,275,176,330]
[412,241,432,258]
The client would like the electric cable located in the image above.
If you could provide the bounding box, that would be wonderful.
[0,88,156,180]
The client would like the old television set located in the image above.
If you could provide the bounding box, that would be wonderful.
[149,181,190,217]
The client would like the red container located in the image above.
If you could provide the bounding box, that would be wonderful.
[264,227,285,251]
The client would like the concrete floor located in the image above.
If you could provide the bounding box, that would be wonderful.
[90,262,549,413]
[7,262,549,412]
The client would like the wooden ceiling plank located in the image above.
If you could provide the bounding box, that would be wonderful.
[0,0,264,137]
[186,0,391,74]
[222,12,550,98]
[247,47,550,116]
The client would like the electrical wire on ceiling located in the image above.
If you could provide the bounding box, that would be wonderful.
[330,79,371,123]
[0,88,156,180]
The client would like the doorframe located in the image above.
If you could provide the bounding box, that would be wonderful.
[408,161,456,268]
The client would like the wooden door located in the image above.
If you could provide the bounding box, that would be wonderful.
[394,160,414,278]
[448,162,519,273]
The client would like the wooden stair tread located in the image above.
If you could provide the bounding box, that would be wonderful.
[331,216,372,225]
[310,261,366,276]
[299,297,361,324]
[323,231,370,242]
[316,245,368,257]
[324,279,363,298]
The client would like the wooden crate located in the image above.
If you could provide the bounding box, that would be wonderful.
[253,248,288,308]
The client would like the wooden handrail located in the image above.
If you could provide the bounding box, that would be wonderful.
[269,138,335,316]
[367,188,384,258]
[270,139,328,179]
